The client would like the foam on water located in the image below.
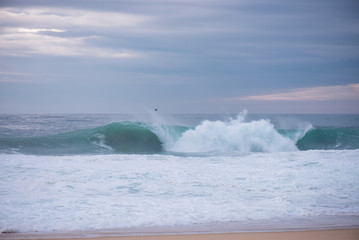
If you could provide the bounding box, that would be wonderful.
[1,113,359,233]
[1,150,358,233]
[169,114,298,153]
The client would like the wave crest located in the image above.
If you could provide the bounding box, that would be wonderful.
[170,115,298,153]
[93,122,163,153]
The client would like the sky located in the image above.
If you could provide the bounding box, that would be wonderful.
[0,0,359,114]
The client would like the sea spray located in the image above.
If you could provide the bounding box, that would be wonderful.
[170,114,298,153]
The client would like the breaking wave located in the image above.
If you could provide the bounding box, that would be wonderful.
[0,115,358,155]
[296,127,359,150]
[0,122,163,155]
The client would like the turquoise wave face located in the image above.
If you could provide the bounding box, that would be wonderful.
[92,122,163,153]
[296,127,359,150]
[0,122,165,155]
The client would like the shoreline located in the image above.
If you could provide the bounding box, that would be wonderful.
[2,216,359,240]
[2,229,359,240]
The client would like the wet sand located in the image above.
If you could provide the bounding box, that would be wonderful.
[2,228,359,240]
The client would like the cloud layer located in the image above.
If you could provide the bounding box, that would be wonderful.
[237,83,359,101]
[0,7,149,57]
[0,0,358,113]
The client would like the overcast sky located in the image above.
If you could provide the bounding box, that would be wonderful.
[1,0,358,114]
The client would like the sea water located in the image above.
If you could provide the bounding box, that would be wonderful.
[0,113,358,233]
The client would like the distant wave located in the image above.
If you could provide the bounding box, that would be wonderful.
[0,116,358,155]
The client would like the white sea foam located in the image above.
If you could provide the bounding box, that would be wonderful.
[169,114,298,153]
[1,150,359,233]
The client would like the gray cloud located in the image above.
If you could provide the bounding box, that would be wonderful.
[0,0,358,113]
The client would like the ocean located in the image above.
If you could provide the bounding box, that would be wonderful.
[0,112,359,234]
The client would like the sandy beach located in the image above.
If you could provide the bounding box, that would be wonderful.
[2,229,359,240]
